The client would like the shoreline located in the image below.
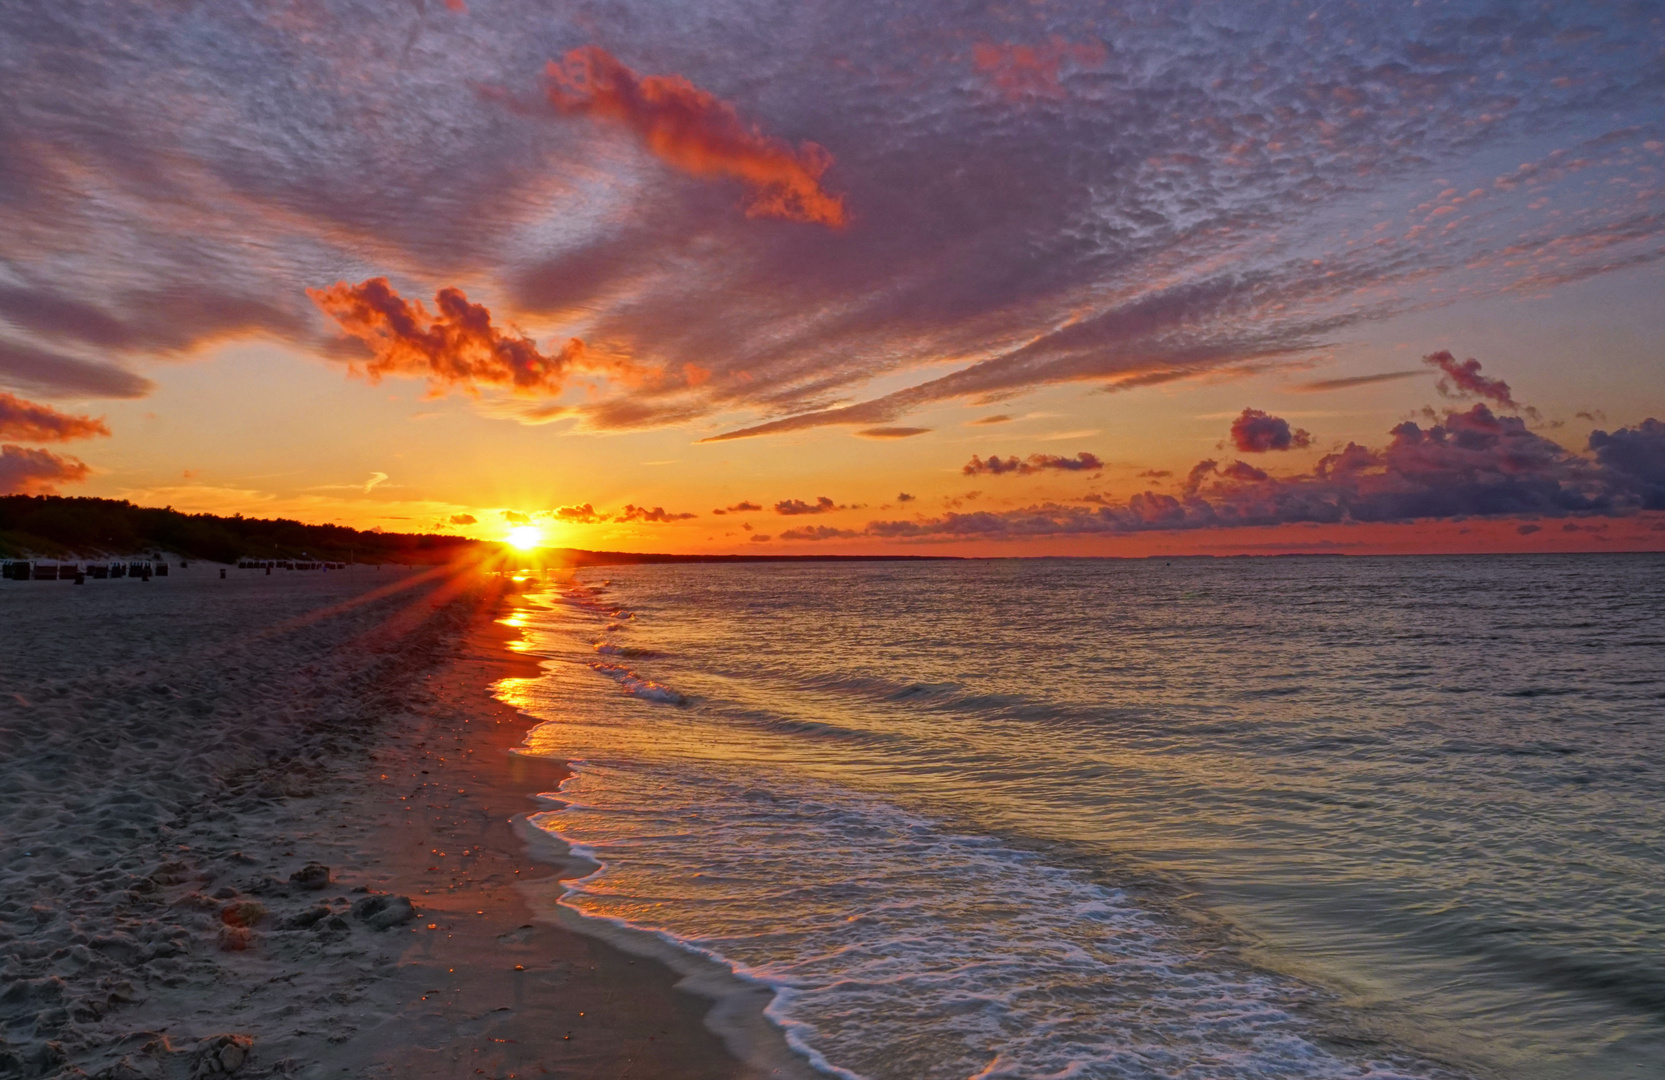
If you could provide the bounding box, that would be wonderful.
[324,582,775,1080]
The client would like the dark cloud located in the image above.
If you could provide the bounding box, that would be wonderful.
[780,525,858,541]
[866,408,1665,539]
[0,392,109,442]
[449,513,478,525]
[1423,351,1519,410]
[617,504,697,522]
[856,426,930,439]
[896,492,915,502]
[541,46,846,227]
[1229,409,1312,453]
[749,533,771,542]
[1139,469,1172,479]
[1294,371,1426,393]
[1589,418,1665,510]
[775,496,838,515]
[552,503,605,523]
[964,452,1102,476]
[0,445,89,495]
[968,415,1012,426]
[711,500,762,515]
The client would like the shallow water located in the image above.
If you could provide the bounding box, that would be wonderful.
[501,555,1665,1080]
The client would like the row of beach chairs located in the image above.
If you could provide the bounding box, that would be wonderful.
[2,560,170,581]
[236,560,347,570]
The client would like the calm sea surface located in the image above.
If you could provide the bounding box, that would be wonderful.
[501,555,1665,1080]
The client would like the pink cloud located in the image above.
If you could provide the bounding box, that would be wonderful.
[1423,350,1519,409]
[544,46,847,227]
[0,392,109,442]
[0,444,90,494]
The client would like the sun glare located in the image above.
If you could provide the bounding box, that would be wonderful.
[506,525,543,550]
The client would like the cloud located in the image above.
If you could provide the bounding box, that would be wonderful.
[963,452,1102,476]
[502,510,532,524]
[309,278,620,397]
[363,471,389,493]
[749,533,772,542]
[775,496,838,515]
[0,339,154,400]
[968,415,1012,426]
[865,406,1664,539]
[552,502,606,523]
[1589,418,1665,510]
[1294,371,1426,393]
[617,504,697,522]
[5,0,1665,444]
[0,444,90,494]
[856,426,931,439]
[541,46,846,227]
[897,492,916,502]
[1423,351,1519,410]
[1229,409,1312,453]
[449,513,478,525]
[780,525,858,541]
[1139,469,1172,479]
[0,392,109,442]
[971,37,1106,100]
[711,500,762,515]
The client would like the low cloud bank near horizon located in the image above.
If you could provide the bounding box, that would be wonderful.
[863,409,1665,540]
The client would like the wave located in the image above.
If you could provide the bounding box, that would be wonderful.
[527,759,1460,1080]
[593,642,663,659]
[588,661,686,705]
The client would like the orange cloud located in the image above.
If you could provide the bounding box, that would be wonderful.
[0,445,89,494]
[0,392,109,442]
[308,277,629,396]
[543,46,847,227]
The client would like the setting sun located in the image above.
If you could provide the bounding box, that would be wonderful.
[506,525,543,550]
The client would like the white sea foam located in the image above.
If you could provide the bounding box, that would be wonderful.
[529,757,1453,1080]
[587,661,686,704]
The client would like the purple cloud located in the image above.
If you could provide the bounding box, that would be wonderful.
[964,452,1102,476]
[1423,351,1519,410]
[775,496,839,515]
[1230,409,1312,453]
[0,1,1659,435]
[866,407,1665,539]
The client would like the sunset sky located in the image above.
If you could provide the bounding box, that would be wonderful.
[2,0,1663,555]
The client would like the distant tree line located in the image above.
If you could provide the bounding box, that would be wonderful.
[0,495,480,564]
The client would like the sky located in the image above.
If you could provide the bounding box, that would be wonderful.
[2,0,1664,556]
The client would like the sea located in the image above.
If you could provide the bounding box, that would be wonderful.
[495,555,1665,1080]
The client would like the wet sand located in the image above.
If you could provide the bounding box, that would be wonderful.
[0,566,753,1080]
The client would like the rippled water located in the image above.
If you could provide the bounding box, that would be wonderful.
[500,555,1665,1080]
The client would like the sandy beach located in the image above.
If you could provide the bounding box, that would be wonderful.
[0,565,752,1080]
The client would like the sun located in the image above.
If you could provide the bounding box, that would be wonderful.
[505,525,543,550]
